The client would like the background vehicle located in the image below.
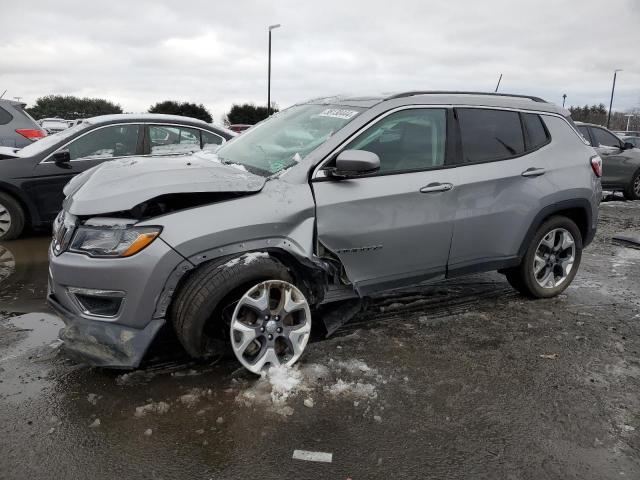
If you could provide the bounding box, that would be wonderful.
[0,99,47,148]
[48,92,601,373]
[0,113,234,240]
[39,118,70,134]
[620,136,640,148]
[614,130,640,137]
[576,122,640,199]
[228,123,252,133]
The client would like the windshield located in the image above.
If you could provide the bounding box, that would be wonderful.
[215,104,364,176]
[19,122,91,156]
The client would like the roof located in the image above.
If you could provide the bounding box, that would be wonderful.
[304,91,566,114]
[86,113,211,126]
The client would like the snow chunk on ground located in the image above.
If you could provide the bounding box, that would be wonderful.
[325,379,377,399]
[236,363,326,416]
[134,401,170,417]
[332,359,375,375]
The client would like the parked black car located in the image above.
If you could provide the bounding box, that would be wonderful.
[576,122,640,200]
[0,114,235,240]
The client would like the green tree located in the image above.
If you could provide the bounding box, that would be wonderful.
[148,100,213,123]
[26,95,122,120]
[224,103,278,125]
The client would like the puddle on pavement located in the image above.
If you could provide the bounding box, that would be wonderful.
[0,312,63,363]
[0,236,51,314]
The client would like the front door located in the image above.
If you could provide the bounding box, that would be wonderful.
[27,123,142,221]
[313,107,457,294]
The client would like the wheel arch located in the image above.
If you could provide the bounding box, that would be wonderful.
[0,181,38,227]
[517,199,594,259]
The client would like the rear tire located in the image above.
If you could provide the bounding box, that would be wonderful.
[623,170,640,201]
[170,253,293,359]
[0,192,25,241]
[505,216,582,298]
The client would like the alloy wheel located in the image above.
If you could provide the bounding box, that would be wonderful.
[533,228,576,289]
[230,280,311,373]
[0,201,12,237]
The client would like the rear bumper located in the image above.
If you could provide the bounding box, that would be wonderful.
[48,293,164,369]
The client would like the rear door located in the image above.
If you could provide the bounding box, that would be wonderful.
[27,123,143,221]
[313,107,457,293]
[590,126,631,188]
[144,124,204,156]
[447,108,551,274]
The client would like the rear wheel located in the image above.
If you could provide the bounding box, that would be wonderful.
[623,170,640,200]
[505,216,582,298]
[0,192,25,241]
[170,253,312,373]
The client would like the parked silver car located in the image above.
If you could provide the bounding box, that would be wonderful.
[0,99,47,148]
[47,92,601,372]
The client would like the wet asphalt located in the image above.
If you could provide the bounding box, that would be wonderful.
[0,200,639,480]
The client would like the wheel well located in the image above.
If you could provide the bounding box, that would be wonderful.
[0,185,32,225]
[546,207,589,243]
[264,249,328,304]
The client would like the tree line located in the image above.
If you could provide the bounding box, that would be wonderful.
[26,95,278,126]
[25,95,640,132]
[568,103,640,131]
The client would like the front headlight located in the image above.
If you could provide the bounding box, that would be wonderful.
[69,226,162,258]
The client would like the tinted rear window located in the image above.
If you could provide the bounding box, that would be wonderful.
[522,113,549,149]
[0,106,12,125]
[457,108,524,163]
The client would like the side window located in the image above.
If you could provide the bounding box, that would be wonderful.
[577,125,592,144]
[202,130,224,150]
[149,125,201,154]
[592,128,621,148]
[345,108,446,174]
[457,108,524,163]
[0,106,13,125]
[522,113,550,150]
[66,124,140,160]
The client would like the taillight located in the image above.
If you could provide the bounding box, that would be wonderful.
[15,129,47,141]
[590,155,602,178]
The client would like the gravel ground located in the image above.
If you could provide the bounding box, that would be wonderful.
[0,201,638,480]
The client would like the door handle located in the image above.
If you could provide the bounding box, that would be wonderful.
[521,167,546,177]
[420,182,454,193]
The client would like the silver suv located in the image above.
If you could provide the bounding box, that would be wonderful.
[47,92,602,373]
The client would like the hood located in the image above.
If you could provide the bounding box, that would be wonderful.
[63,153,266,216]
[0,146,21,159]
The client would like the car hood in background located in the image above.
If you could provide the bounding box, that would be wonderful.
[63,153,266,216]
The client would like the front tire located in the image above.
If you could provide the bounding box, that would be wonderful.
[505,216,582,298]
[0,192,25,241]
[170,253,312,373]
[623,170,640,201]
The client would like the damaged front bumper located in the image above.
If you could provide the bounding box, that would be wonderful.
[48,294,164,368]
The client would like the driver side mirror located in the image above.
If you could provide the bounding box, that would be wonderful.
[331,150,380,177]
[623,141,635,150]
[52,149,71,164]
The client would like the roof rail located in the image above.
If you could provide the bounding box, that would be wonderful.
[386,91,547,103]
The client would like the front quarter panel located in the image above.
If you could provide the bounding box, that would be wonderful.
[144,179,316,265]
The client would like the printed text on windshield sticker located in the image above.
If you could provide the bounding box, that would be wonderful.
[318,109,359,120]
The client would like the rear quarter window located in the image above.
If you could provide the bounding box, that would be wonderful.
[0,106,13,125]
[522,113,550,150]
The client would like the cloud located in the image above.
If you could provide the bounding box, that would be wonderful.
[0,0,638,121]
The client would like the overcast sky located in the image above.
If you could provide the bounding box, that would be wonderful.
[1,0,638,122]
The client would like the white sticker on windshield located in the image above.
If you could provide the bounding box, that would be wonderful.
[318,108,359,120]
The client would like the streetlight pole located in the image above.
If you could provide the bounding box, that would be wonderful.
[625,114,634,132]
[607,69,622,129]
[562,94,567,107]
[267,24,281,116]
